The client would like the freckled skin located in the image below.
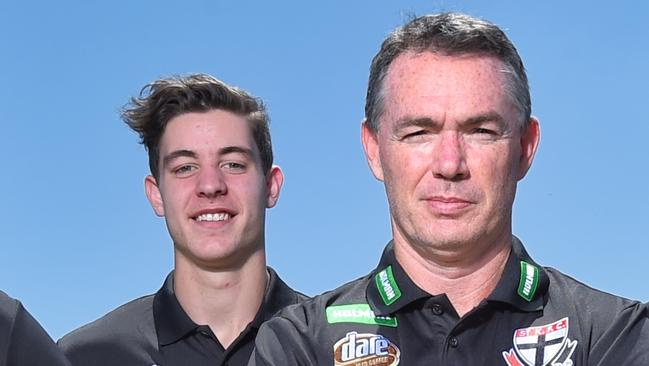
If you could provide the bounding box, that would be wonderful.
[363,52,539,263]
[145,110,282,270]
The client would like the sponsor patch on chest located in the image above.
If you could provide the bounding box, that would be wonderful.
[333,331,400,366]
[502,317,578,366]
[326,304,398,327]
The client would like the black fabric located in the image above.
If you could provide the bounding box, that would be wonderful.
[59,267,306,366]
[250,237,649,366]
[0,290,71,366]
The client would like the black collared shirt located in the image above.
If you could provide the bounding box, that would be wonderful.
[0,290,71,366]
[59,268,306,366]
[251,238,649,365]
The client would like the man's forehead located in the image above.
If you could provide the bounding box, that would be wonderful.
[385,51,508,90]
[381,52,516,121]
[158,110,257,156]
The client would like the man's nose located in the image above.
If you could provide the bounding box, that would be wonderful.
[431,131,469,181]
[196,166,227,198]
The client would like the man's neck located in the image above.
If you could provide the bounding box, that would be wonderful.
[173,250,268,348]
[394,236,511,317]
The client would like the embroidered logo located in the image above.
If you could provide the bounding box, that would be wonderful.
[375,266,402,306]
[326,304,398,327]
[502,317,578,366]
[333,332,400,366]
[517,261,539,302]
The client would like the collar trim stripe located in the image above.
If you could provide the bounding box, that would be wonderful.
[517,261,539,302]
[375,265,402,306]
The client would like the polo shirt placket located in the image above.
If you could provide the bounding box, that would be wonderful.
[154,268,302,365]
[363,239,551,364]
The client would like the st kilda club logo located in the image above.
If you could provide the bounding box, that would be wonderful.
[502,318,578,366]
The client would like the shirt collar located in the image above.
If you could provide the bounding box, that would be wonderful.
[153,272,198,346]
[153,267,302,346]
[366,237,549,316]
[366,242,431,316]
[486,236,548,312]
[249,267,304,328]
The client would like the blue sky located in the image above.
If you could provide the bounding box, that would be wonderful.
[1,1,647,339]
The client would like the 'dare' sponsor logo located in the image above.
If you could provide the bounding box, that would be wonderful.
[333,332,400,366]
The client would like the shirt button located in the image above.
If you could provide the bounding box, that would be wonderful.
[431,304,443,315]
[200,330,210,337]
[449,336,459,348]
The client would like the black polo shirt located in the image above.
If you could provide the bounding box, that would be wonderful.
[0,290,71,366]
[59,268,306,366]
[250,238,649,365]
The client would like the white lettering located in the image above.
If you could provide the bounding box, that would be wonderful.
[379,271,395,300]
[357,338,369,357]
[332,309,375,319]
[341,332,357,361]
[523,266,535,295]
[339,332,391,362]
[375,338,389,356]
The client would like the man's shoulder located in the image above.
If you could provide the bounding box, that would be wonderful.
[544,266,642,309]
[58,294,158,365]
[542,267,649,363]
[543,266,646,330]
[0,290,19,327]
[264,266,310,311]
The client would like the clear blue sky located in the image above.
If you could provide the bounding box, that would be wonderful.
[1,1,647,339]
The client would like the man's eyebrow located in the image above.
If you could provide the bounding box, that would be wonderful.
[162,149,197,167]
[219,146,254,157]
[394,116,440,130]
[392,113,507,132]
[460,112,505,127]
[162,147,254,167]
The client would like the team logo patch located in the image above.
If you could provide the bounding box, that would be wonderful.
[502,318,578,366]
[333,332,400,366]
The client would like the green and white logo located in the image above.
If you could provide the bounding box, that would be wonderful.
[517,261,539,302]
[326,304,398,327]
[375,266,401,306]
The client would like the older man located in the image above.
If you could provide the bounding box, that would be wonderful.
[249,13,648,365]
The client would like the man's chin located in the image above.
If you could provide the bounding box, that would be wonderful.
[405,229,484,252]
[175,242,239,266]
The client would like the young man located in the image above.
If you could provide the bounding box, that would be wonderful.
[1,290,71,366]
[59,74,306,365]
[250,13,649,365]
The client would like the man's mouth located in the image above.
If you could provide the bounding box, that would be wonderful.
[425,196,474,214]
[430,196,471,203]
[194,212,232,222]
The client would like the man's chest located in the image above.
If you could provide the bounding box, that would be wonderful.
[311,305,585,366]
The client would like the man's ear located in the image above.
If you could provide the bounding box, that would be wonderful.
[517,116,541,181]
[144,175,165,217]
[265,165,284,208]
[361,120,384,181]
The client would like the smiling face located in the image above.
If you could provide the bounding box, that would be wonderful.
[145,109,283,269]
[362,52,539,260]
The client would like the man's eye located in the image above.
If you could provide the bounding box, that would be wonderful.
[222,162,246,172]
[474,128,496,135]
[173,165,196,175]
[402,130,427,140]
